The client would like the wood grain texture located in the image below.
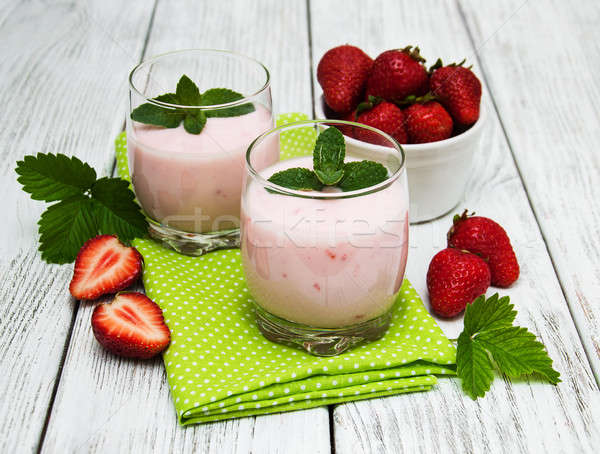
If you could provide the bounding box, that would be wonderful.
[0,1,155,452]
[309,0,600,452]
[459,0,600,383]
[41,1,330,453]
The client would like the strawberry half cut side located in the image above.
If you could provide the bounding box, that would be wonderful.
[69,234,143,300]
[91,292,170,359]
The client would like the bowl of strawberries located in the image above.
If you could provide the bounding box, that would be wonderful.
[315,44,485,223]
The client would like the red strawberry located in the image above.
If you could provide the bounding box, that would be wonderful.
[404,100,453,143]
[69,235,143,300]
[427,248,491,318]
[365,46,429,102]
[352,98,408,145]
[447,211,519,287]
[91,292,170,359]
[317,45,373,114]
[430,60,482,126]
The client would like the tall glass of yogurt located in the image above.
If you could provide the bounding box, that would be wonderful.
[241,120,409,356]
[127,49,275,255]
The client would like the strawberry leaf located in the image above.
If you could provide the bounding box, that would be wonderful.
[37,195,97,264]
[16,153,96,202]
[91,177,148,244]
[456,294,560,400]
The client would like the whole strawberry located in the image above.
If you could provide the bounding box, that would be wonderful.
[365,46,429,102]
[448,211,519,287]
[317,45,373,114]
[352,97,407,145]
[404,100,453,143]
[430,60,482,126]
[427,248,491,318]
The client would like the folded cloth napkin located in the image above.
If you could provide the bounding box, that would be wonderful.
[115,113,456,425]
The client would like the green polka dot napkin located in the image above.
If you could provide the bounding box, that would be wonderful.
[116,113,456,425]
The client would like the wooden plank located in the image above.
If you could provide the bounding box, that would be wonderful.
[0,1,155,452]
[309,0,600,452]
[41,1,330,453]
[459,0,600,383]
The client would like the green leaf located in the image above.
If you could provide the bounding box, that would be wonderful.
[313,127,346,185]
[176,75,202,105]
[183,112,207,134]
[267,168,324,191]
[37,195,97,263]
[476,326,561,384]
[456,294,561,399]
[338,160,388,191]
[456,330,495,399]
[90,177,148,243]
[130,102,185,128]
[154,93,179,104]
[463,293,516,336]
[16,153,96,202]
[202,88,255,118]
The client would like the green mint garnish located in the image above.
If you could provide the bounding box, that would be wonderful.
[267,127,389,194]
[313,127,345,185]
[268,168,323,192]
[456,294,560,399]
[338,161,389,191]
[16,153,148,264]
[202,88,256,118]
[130,75,255,134]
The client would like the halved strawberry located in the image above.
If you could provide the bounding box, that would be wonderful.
[69,235,143,300]
[91,292,170,359]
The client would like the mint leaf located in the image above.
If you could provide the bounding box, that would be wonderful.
[91,177,148,243]
[16,153,96,202]
[476,326,561,384]
[176,75,202,105]
[267,168,323,191]
[456,330,495,399]
[313,127,345,185]
[338,160,388,191]
[38,195,97,263]
[202,88,255,118]
[456,293,560,399]
[154,93,179,104]
[130,102,185,128]
[183,112,207,134]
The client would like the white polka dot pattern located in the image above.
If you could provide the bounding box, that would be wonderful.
[114,113,456,425]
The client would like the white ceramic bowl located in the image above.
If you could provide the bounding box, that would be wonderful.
[316,96,486,223]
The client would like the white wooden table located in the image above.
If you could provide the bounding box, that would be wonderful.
[2,0,600,452]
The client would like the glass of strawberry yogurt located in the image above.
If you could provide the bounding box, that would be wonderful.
[241,120,409,356]
[127,49,275,255]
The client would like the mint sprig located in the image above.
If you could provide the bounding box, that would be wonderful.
[130,75,255,134]
[16,153,148,264]
[456,294,560,399]
[267,127,389,193]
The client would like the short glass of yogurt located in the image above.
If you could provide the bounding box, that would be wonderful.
[241,120,409,356]
[127,49,274,255]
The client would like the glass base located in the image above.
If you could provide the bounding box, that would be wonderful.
[254,304,393,356]
[148,222,240,256]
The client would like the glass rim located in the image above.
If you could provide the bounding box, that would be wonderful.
[128,48,271,110]
[245,119,406,200]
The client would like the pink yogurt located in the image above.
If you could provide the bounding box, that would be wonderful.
[127,104,274,233]
[241,156,409,328]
